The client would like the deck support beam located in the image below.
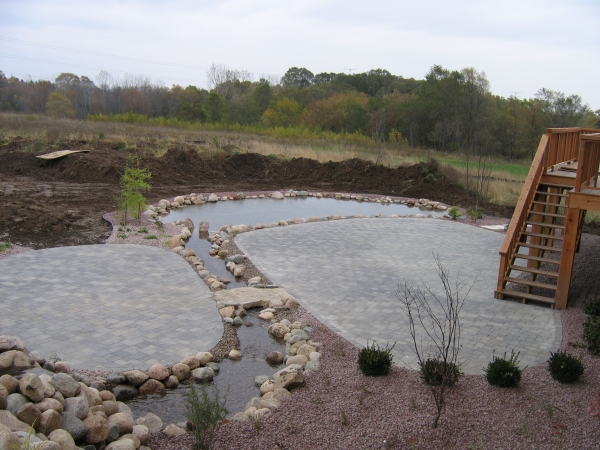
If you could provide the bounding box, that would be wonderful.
[555,206,581,310]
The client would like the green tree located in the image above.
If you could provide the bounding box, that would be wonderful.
[281,67,314,89]
[45,93,76,118]
[204,92,224,122]
[262,97,303,127]
[302,91,369,133]
[118,156,151,224]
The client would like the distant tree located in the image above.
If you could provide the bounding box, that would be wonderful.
[206,64,253,99]
[205,92,225,122]
[281,67,314,89]
[302,91,369,133]
[535,88,592,128]
[177,85,206,122]
[262,97,303,127]
[45,93,76,118]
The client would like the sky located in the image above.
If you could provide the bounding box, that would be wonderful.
[1,0,599,109]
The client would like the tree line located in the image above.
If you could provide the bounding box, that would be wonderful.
[1,64,598,159]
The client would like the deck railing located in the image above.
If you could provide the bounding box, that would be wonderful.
[575,134,600,192]
[496,128,598,298]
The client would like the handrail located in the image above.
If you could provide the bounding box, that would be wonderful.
[576,134,600,191]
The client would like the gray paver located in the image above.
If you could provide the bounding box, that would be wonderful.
[0,244,222,370]
[237,218,561,374]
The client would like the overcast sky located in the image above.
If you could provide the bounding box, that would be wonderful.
[1,0,598,109]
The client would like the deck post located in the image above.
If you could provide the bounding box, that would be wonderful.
[555,206,581,310]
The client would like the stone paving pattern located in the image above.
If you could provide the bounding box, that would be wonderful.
[0,244,222,370]
[237,218,561,374]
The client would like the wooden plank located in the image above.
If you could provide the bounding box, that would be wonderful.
[522,231,564,241]
[496,289,555,305]
[568,192,600,211]
[35,150,89,160]
[518,242,561,252]
[555,207,581,310]
[509,265,558,278]
[513,253,560,264]
[505,277,557,290]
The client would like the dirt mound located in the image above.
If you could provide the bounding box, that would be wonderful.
[0,145,510,248]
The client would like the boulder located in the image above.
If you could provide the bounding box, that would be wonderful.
[259,380,276,396]
[0,430,21,449]
[147,363,170,381]
[268,324,290,340]
[207,193,218,202]
[218,306,235,318]
[112,386,138,402]
[0,336,26,352]
[107,422,120,443]
[274,372,305,391]
[106,438,137,450]
[228,349,242,360]
[173,196,185,205]
[39,378,56,398]
[60,411,87,440]
[0,375,19,394]
[49,374,80,398]
[54,361,71,374]
[38,409,62,435]
[164,376,179,389]
[135,413,162,434]
[171,363,190,381]
[285,298,299,309]
[254,375,270,387]
[80,386,102,407]
[231,412,251,422]
[123,370,148,388]
[49,429,77,450]
[18,374,45,403]
[0,384,7,401]
[64,395,89,420]
[0,410,30,432]
[169,235,183,249]
[265,351,284,366]
[191,368,214,382]
[271,191,284,199]
[297,344,317,357]
[84,414,111,444]
[108,412,134,436]
[99,390,115,401]
[291,329,309,340]
[116,402,134,420]
[162,423,186,437]
[272,388,291,403]
[6,393,28,416]
[180,356,201,370]
[286,355,308,367]
[16,402,42,428]
[102,401,119,417]
[132,424,149,445]
[259,312,274,321]
[0,397,5,411]
[138,379,165,395]
[106,372,126,385]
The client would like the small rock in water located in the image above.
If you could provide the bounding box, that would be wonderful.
[229,349,242,360]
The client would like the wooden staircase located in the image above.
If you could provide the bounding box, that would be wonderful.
[496,128,600,310]
[495,181,570,306]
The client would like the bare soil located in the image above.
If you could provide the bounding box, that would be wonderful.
[0,141,513,247]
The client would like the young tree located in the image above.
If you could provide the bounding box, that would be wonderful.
[117,156,151,225]
[261,97,303,127]
[394,254,473,428]
[45,93,76,118]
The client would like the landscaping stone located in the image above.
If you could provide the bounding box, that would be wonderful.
[108,412,134,436]
[112,386,138,402]
[171,363,190,381]
[138,379,165,395]
[49,374,80,398]
[19,373,44,402]
[60,411,87,440]
[49,429,77,450]
[16,402,42,428]
[191,367,214,382]
[84,414,111,444]
[147,363,170,381]
[135,413,162,434]
[7,393,28,416]
[38,409,62,435]
[64,395,89,420]
[123,370,148,387]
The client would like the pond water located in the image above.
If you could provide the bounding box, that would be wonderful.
[128,310,286,423]
[162,196,445,233]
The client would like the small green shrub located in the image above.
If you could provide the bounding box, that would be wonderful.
[447,206,462,220]
[154,220,164,229]
[583,315,600,355]
[137,227,148,233]
[467,207,484,221]
[0,240,13,252]
[484,350,522,388]
[583,297,600,316]
[358,341,395,376]
[184,385,228,450]
[144,235,158,240]
[547,351,584,383]
[420,358,462,386]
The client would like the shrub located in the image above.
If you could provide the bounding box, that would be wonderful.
[583,296,600,316]
[583,316,600,355]
[466,207,483,221]
[420,358,462,386]
[447,206,462,220]
[547,351,584,383]
[358,341,395,376]
[0,240,13,252]
[484,350,522,387]
[184,385,228,450]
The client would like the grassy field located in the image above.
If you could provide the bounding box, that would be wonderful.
[1,112,530,206]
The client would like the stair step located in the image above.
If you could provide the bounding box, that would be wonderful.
[528,211,565,219]
[513,253,560,264]
[539,182,572,189]
[509,265,559,278]
[522,231,564,241]
[518,242,562,253]
[505,277,557,290]
[496,289,556,305]
[536,191,568,197]
[532,200,566,207]
[526,221,565,230]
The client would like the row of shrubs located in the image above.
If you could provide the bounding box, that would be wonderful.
[358,342,585,387]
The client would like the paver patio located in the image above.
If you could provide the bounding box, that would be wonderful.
[237,218,562,374]
[0,244,222,370]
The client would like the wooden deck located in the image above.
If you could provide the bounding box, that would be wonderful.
[496,129,600,310]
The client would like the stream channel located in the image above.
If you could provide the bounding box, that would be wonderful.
[128,196,446,423]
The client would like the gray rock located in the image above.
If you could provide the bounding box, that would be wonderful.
[254,375,270,387]
[135,413,162,434]
[224,254,246,264]
[112,386,138,402]
[305,360,321,372]
[64,395,89,420]
[191,367,214,383]
[107,372,127,385]
[61,411,87,440]
[206,362,220,373]
[107,421,120,443]
[19,373,45,403]
[7,393,28,415]
[291,329,309,340]
[49,373,81,398]
[297,190,309,197]
[232,316,243,326]
[266,351,284,366]
[0,336,26,352]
